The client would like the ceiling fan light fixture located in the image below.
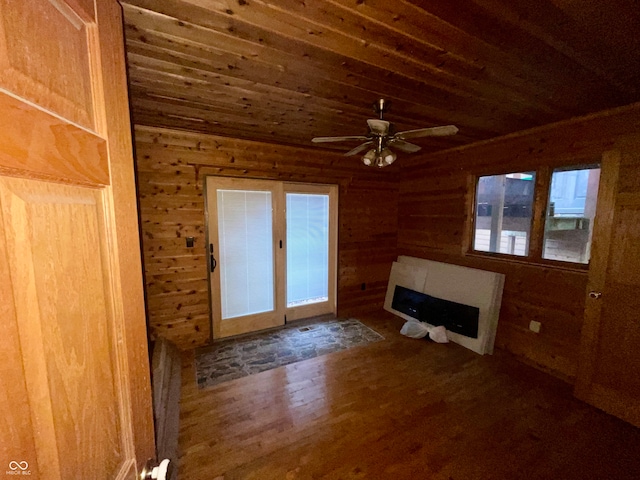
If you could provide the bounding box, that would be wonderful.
[381,148,396,166]
[362,148,376,166]
[363,148,397,168]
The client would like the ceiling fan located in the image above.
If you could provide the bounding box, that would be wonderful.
[312,99,458,168]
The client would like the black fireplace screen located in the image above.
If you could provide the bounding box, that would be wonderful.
[391,285,479,338]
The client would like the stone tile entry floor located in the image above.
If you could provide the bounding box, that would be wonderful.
[195,317,384,389]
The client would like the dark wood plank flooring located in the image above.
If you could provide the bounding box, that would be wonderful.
[178,311,640,479]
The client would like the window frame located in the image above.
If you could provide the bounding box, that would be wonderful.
[465,160,601,270]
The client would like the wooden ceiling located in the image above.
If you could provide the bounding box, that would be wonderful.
[121,0,640,156]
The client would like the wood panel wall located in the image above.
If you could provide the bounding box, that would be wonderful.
[134,126,397,349]
[398,102,640,382]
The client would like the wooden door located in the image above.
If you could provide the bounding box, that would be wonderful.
[0,1,155,479]
[575,147,640,428]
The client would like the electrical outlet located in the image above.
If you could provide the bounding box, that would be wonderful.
[529,320,541,334]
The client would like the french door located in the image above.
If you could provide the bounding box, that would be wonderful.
[206,177,337,339]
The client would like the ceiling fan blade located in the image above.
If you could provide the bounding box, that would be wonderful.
[312,135,368,143]
[388,138,422,153]
[367,119,390,136]
[344,141,373,156]
[396,125,459,139]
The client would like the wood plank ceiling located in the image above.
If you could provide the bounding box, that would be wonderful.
[121,0,640,156]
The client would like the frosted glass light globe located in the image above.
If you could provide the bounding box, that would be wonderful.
[362,149,376,166]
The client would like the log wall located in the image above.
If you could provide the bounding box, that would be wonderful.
[135,103,640,379]
[398,102,640,381]
[134,126,398,349]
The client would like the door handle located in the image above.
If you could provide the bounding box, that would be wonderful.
[140,459,171,480]
[589,291,602,299]
[209,243,217,273]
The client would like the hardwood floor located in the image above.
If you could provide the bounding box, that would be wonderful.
[178,311,640,479]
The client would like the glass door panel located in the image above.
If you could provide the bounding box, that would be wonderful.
[218,189,274,318]
[286,193,329,307]
[284,184,337,322]
[206,177,284,338]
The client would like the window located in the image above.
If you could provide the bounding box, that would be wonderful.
[473,172,535,256]
[471,164,601,266]
[543,166,601,264]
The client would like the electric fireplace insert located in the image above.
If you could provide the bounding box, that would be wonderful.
[391,285,479,339]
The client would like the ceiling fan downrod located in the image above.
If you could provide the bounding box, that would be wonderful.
[374,98,389,120]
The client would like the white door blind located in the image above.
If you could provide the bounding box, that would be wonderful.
[286,193,329,307]
[217,190,274,319]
